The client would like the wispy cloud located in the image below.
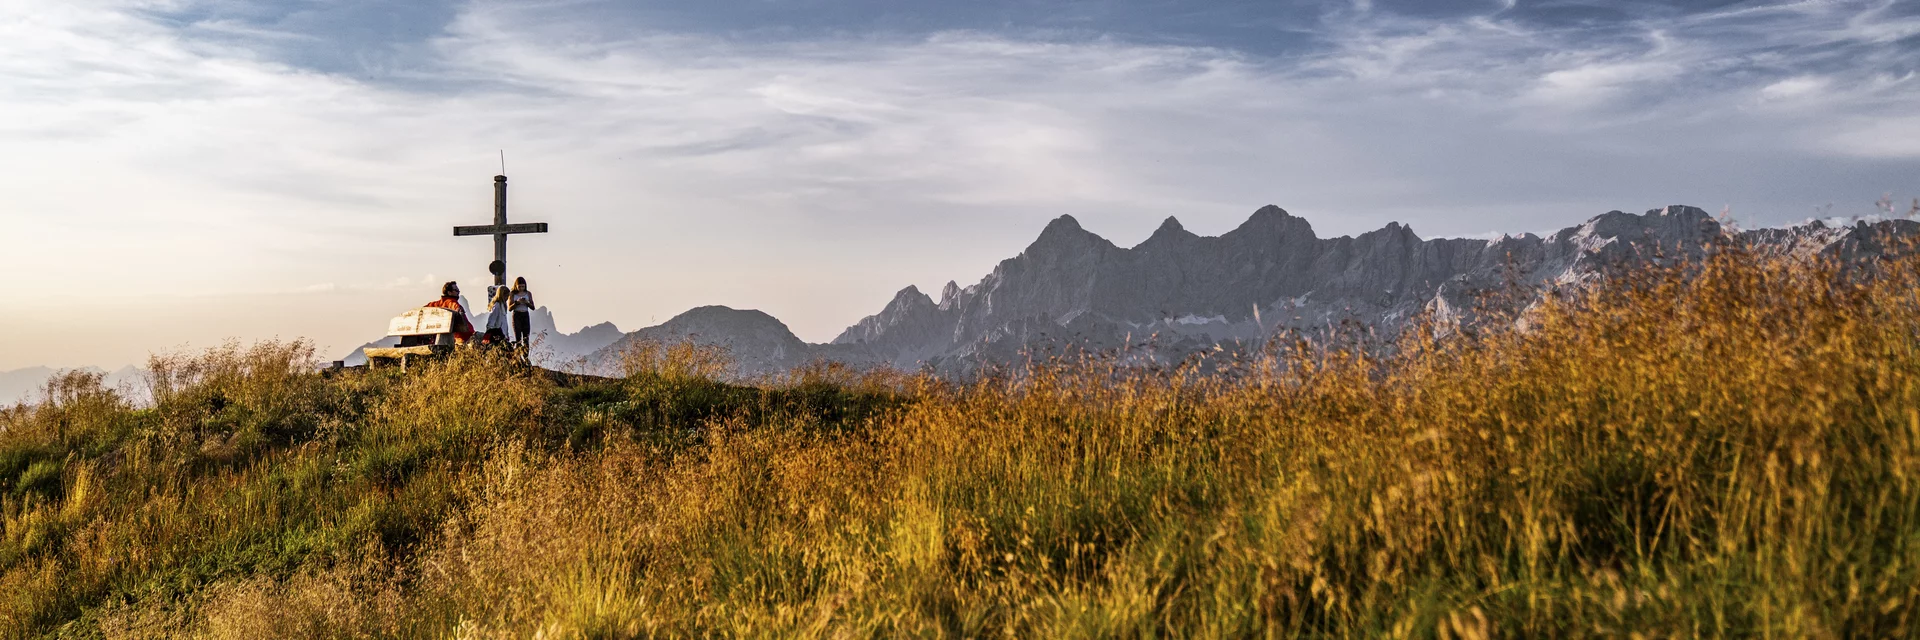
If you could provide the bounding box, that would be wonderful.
[1,0,1916,369]
[1760,75,1831,101]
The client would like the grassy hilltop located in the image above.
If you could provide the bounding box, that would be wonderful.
[4,244,1920,638]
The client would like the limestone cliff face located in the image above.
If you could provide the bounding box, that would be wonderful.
[578,205,1917,379]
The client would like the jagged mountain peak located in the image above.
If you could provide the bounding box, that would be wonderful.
[831,284,956,349]
[887,285,937,311]
[1024,213,1118,258]
[1229,204,1314,240]
[1138,216,1197,249]
[1357,220,1420,241]
[938,281,961,310]
[1033,214,1107,243]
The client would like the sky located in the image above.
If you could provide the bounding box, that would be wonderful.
[1,0,1916,371]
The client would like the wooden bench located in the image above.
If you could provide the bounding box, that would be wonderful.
[364,307,468,369]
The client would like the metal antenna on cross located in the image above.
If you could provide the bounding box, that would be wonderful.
[453,172,548,286]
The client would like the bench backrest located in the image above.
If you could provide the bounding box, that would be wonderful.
[388,307,458,337]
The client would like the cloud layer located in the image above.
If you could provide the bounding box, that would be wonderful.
[1,0,1916,369]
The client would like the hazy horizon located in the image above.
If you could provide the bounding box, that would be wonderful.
[5,0,1917,371]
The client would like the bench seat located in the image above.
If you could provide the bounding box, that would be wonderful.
[363,344,454,360]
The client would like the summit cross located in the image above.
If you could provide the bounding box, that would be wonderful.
[453,175,548,286]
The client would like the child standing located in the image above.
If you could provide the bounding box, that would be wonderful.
[483,284,514,346]
[510,277,536,350]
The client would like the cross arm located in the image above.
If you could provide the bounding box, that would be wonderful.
[454,222,549,236]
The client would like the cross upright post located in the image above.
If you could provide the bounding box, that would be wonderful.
[454,174,548,287]
[492,175,507,284]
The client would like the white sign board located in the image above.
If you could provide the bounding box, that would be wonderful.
[387,307,456,337]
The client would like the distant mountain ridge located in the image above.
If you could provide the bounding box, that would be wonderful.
[578,204,1917,379]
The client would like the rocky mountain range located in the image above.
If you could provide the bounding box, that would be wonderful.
[564,204,1916,379]
[13,203,1907,407]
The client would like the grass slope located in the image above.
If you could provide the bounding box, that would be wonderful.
[4,244,1920,638]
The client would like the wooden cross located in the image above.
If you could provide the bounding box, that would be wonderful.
[453,175,548,286]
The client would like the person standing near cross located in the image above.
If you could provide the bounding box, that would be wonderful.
[509,277,536,350]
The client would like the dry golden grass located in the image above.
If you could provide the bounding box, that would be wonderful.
[618,338,734,382]
[3,242,1919,638]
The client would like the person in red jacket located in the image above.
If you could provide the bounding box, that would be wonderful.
[424,281,475,343]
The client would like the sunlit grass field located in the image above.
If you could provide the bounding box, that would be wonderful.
[4,242,1919,638]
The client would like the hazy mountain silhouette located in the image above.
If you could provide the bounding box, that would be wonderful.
[2,365,147,407]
